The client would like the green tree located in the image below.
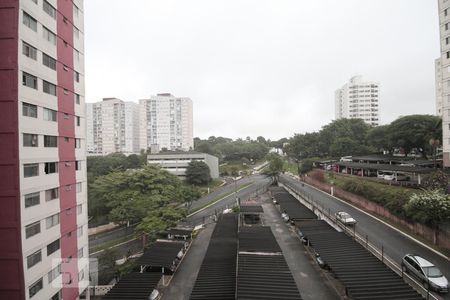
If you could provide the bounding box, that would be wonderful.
[388,115,441,158]
[299,158,314,174]
[366,125,393,153]
[421,171,450,192]
[405,190,450,243]
[264,153,284,182]
[185,161,211,185]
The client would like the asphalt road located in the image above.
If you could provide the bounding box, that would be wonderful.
[187,174,272,226]
[280,174,450,300]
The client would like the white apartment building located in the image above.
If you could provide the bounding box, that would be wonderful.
[124,102,139,154]
[335,76,380,126]
[139,93,194,152]
[436,58,444,117]
[86,98,140,156]
[0,1,89,299]
[438,0,450,167]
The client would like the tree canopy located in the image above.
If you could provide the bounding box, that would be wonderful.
[285,115,441,160]
[264,153,284,182]
[185,161,211,185]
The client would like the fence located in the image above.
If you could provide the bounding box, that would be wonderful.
[279,179,440,300]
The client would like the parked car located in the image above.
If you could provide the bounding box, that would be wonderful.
[335,211,357,225]
[315,253,328,269]
[401,254,449,293]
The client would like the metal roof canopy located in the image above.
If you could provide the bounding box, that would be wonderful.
[299,220,423,300]
[240,205,264,213]
[237,253,302,300]
[102,272,161,300]
[273,192,317,220]
[239,226,281,253]
[335,161,434,174]
[189,213,238,300]
[136,240,185,269]
[167,227,193,237]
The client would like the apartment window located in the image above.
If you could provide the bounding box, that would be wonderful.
[77,247,83,258]
[22,42,37,60]
[22,72,37,89]
[77,204,82,215]
[75,161,81,170]
[25,221,40,238]
[27,250,41,269]
[50,290,62,300]
[22,102,37,118]
[43,108,57,121]
[76,116,80,126]
[75,93,80,104]
[43,27,56,45]
[75,138,81,148]
[42,53,56,70]
[43,80,57,96]
[447,37,450,45]
[44,135,57,147]
[64,89,69,95]
[74,49,80,61]
[25,192,40,208]
[23,133,38,147]
[44,162,58,174]
[47,239,60,255]
[31,0,37,4]
[74,27,79,39]
[78,269,84,281]
[24,163,39,178]
[447,23,450,31]
[23,11,37,32]
[48,264,61,283]
[76,182,82,193]
[447,51,450,59]
[66,208,72,215]
[65,184,72,191]
[64,113,69,119]
[77,226,83,237]
[28,278,43,298]
[45,187,59,201]
[43,0,56,19]
[75,71,80,82]
[73,3,79,17]
[64,137,70,143]
[63,64,68,71]
[46,213,59,229]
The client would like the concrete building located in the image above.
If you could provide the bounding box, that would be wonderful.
[335,76,380,126]
[86,99,139,155]
[147,152,219,179]
[435,58,444,117]
[438,0,450,167]
[0,1,89,299]
[139,94,193,152]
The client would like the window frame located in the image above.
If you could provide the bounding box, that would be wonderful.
[24,163,39,178]
[25,192,40,208]
[25,221,41,239]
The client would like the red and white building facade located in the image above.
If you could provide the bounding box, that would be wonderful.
[0,0,88,299]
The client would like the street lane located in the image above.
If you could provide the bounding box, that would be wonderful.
[280,174,450,299]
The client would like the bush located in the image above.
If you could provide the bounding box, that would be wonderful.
[333,176,414,218]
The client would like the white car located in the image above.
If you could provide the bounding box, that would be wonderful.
[401,254,449,293]
[335,211,357,225]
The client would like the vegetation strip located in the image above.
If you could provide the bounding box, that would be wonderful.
[188,182,254,217]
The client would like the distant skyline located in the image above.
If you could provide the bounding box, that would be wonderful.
[84,0,439,140]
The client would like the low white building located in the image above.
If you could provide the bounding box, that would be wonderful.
[147,152,219,179]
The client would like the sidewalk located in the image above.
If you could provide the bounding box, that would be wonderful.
[262,195,344,300]
[160,223,216,300]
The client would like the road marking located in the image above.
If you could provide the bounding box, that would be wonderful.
[284,176,450,262]
[187,183,255,217]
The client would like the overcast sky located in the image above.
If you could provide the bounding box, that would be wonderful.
[84,0,439,140]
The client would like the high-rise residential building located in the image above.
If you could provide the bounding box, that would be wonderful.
[335,76,380,126]
[86,98,139,155]
[438,0,450,167]
[124,102,139,155]
[0,1,88,300]
[435,58,444,117]
[139,93,194,152]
